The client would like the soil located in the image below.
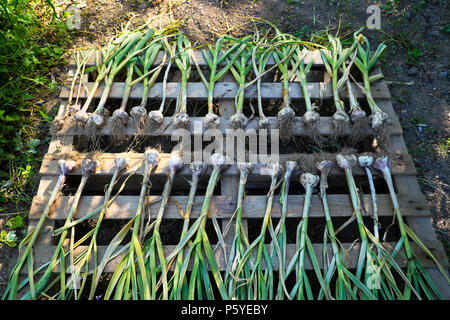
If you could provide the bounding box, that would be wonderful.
[1,0,449,296]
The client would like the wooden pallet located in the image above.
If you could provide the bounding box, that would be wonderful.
[26,49,449,298]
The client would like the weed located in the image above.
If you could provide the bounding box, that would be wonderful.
[380,0,399,15]
[0,230,18,247]
[410,1,426,14]
[0,215,24,247]
[406,47,423,65]
[435,138,450,158]
[441,25,450,34]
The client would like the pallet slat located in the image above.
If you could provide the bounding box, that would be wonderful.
[29,194,430,220]
[69,49,325,68]
[59,81,390,100]
[28,240,447,274]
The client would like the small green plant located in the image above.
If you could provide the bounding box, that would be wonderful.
[410,115,426,126]
[441,25,450,34]
[410,1,426,13]
[406,47,423,65]
[396,96,406,104]
[436,138,450,158]
[380,0,399,14]
[0,215,24,247]
[294,26,312,40]
[0,230,18,247]
[5,215,24,229]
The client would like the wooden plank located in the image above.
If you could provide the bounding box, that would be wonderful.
[29,194,430,220]
[39,153,416,177]
[48,132,74,154]
[29,240,447,274]
[56,115,403,136]
[47,101,75,153]
[36,176,60,197]
[69,49,325,68]
[59,81,391,100]
[26,219,54,247]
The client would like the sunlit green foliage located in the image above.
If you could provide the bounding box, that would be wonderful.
[0,0,69,204]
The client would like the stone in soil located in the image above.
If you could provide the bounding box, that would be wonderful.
[407,67,419,76]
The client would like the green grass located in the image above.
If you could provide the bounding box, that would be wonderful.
[435,138,450,158]
[0,1,70,208]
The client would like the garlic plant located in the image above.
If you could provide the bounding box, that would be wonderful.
[336,154,372,295]
[110,56,137,142]
[101,150,161,300]
[272,161,297,299]
[321,34,360,137]
[228,38,254,129]
[358,155,379,240]
[22,159,98,300]
[130,37,164,131]
[288,172,322,299]
[193,36,250,129]
[272,31,298,137]
[233,162,282,299]
[169,162,207,300]
[353,34,391,147]
[142,151,184,300]
[185,153,230,299]
[225,162,253,299]
[336,154,414,300]
[54,50,94,132]
[172,33,193,129]
[73,30,131,123]
[374,156,450,299]
[146,48,172,129]
[251,44,272,128]
[51,156,128,300]
[3,159,76,300]
[342,60,368,142]
[292,47,321,142]
[317,160,374,299]
[86,29,154,138]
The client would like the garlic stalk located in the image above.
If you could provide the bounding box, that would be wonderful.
[374,157,450,299]
[225,162,253,299]
[103,149,162,300]
[169,161,207,300]
[187,153,230,299]
[142,150,184,300]
[22,158,98,300]
[358,155,379,240]
[4,159,76,300]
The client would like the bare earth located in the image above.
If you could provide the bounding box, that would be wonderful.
[1,0,448,295]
